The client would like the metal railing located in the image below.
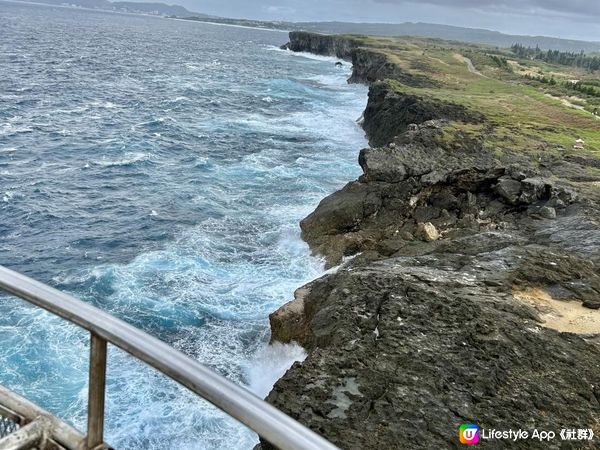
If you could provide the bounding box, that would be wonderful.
[0,383,86,450]
[0,265,339,450]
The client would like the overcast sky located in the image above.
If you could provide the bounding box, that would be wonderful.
[171,0,600,41]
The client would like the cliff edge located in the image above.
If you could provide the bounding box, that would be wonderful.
[261,32,600,449]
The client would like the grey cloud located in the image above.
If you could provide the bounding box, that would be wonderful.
[173,0,600,41]
[373,0,600,17]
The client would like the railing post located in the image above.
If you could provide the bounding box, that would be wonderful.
[0,265,341,450]
[86,333,107,450]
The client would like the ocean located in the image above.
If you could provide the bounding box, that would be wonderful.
[0,2,367,448]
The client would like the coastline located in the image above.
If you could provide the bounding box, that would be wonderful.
[0,11,371,448]
[172,17,289,33]
[258,32,600,449]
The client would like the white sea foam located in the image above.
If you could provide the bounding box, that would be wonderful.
[90,100,119,109]
[246,342,307,398]
[92,152,151,168]
[0,122,33,137]
[268,45,349,64]
[0,11,369,449]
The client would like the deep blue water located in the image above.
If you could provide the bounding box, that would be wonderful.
[0,3,367,448]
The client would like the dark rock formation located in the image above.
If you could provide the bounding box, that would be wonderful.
[347,49,437,87]
[301,123,512,267]
[281,31,438,88]
[280,31,362,59]
[263,124,600,448]
[362,82,484,147]
[263,241,600,450]
[260,32,600,450]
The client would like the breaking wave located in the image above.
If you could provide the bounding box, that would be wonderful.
[0,4,367,449]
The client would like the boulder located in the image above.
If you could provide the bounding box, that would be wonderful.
[495,177,522,205]
[415,222,440,242]
[519,177,550,204]
[269,287,311,345]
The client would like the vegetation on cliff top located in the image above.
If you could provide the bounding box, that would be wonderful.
[346,35,600,159]
[264,32,600,450]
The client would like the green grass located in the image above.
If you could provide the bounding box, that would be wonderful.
[360,36,600,158]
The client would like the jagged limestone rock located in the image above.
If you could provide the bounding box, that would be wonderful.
[415,222,440,242]
[263,31,600,450]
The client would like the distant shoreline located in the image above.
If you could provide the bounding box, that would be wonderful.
[2,0,291,34]
[172,17,289,34]
[0,0,172,20]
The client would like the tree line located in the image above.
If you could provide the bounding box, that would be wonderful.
[511,44,600,71]
[524,74,600,97]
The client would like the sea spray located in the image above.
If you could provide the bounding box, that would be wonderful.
[0,4,367,449]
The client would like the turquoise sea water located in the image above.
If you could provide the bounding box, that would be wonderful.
[0,2,367,448]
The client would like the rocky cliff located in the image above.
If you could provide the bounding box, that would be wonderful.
[283,31,433,87]
[362,82,484,147]
[260,32,600,450]
[347,49,438,87]
[280,31,362,59]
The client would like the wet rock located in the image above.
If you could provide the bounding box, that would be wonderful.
[269,287,311,345]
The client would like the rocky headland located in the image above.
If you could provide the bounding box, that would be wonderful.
[261,33,600,449]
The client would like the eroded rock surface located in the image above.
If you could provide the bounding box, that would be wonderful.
[263,242,600,450]
[280,31,362,59]
[260,32,600,450]
[300,121,588,269]
[362,82,484,147]
[263,186,600,449]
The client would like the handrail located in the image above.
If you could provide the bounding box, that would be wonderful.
[0,266,339,450]
[0,384,86,450]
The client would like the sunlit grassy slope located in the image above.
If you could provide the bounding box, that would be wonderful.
[346,35,600,158]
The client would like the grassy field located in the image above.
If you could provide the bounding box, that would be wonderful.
[349,35,600,158]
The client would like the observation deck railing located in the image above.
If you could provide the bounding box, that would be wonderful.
[0,265,338,450]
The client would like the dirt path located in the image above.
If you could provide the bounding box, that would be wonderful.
[453,53,485,77]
